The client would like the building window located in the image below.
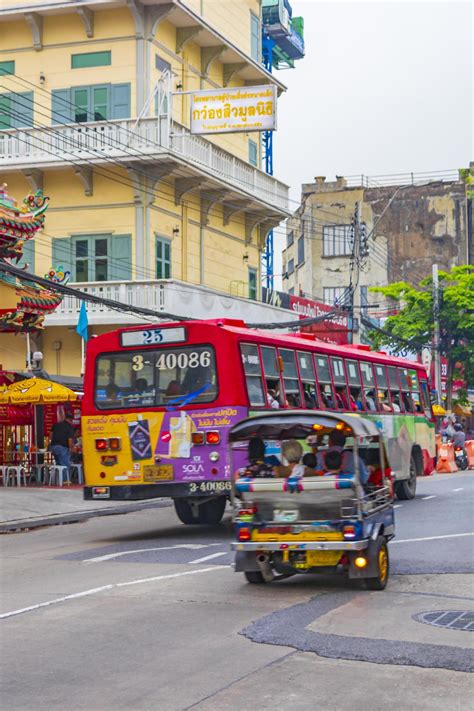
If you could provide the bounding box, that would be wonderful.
[52,83,130,124]
[0,91,33,129]
[155,55,171,116]
[74,235,109,282]
[71,51,111,69]
[297,235,305,265]
[248,267,258,300]
[156,237,171,279]
[323,225,353,257]
[0,61,15,76]
[288,258,295,275]
[323,286,350,306]
[287,230,294,247]
[248,139,258,166]
[250,12,260,61]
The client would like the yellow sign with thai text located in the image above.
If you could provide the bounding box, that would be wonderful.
[190,85,277,135]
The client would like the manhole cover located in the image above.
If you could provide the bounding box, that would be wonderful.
[413,610,474,631]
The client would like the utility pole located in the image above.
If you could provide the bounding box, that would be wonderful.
[432,263,442,405]
[348,202,362,344]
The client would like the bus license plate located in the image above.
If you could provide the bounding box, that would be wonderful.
[188,481,231,494]
[143,464,174,482]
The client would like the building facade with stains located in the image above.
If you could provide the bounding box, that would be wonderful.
[282,171,472,339]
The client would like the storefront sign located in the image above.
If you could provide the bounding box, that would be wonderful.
[190,85,277,135]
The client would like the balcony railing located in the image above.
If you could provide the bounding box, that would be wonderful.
[0,117,289,211]
[45,279,292,327]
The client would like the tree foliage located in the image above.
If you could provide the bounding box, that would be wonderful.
[370,265,474,406]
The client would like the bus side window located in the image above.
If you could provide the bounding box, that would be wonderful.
[387,365,404,412]
[399,368,415,412]
[419,378,432,417]
[330,357,352,411]
[409,369,423,413]
[240,343,265,407]
[374,364,393,412]
[261,345,284,408]
[360,362,378,411]
[279,349,302,408]
[346,359,364,411]
[314,355,336,409]
[297,352,319,409]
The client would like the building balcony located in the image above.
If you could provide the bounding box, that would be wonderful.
[0,117,289,219]
[44,278,292,327]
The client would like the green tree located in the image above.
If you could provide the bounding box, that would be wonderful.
[370,265,474,410]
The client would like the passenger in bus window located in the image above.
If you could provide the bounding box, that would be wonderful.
[351,389,364,411]
[364,390,377,411]
[266,387,280,409]
[391,393,402,412]
[378,391,392,412]
[303,385,317,409]
[403,392,414,412]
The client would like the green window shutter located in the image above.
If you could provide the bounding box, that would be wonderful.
[0,94,12,129]
[250,14,260,61]
[18,239,35,272]
[248,139,258,166]
[0,61,15,76]
[12,92,33,128]
[52,237,73,276]
[52,89,72,124]
[72,51,111,69]
[111,83,131,119]
[110,234,131,280]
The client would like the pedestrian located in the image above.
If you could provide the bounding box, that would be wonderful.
[50,413,75,479]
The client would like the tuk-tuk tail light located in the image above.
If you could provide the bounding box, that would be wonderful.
[343,525,356,539]
[238,526,251,541]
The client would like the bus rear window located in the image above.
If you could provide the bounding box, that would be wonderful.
[95,346,217,409]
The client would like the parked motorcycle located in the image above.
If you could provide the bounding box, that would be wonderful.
[454,447,469,470]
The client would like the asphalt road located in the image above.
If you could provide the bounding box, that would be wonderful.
[1,472,473,710]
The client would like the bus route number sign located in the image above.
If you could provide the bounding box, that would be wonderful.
[121,327,186,347]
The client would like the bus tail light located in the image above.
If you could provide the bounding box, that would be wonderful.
[192,432,205,445]
[206,431,220,445]
[95,438,108,451]
[92,486,110,499]
[109,437,121,451]
[238,526,251,541]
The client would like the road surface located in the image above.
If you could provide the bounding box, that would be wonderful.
[1,472,473,710]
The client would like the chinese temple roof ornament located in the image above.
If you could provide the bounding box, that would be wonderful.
[0,184,66,333]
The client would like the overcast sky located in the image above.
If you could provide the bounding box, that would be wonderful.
[274,0,473,197]
[271,0,472,285]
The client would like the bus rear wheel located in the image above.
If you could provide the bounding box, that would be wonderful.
[394,454,418,500]
[173,496,226,525]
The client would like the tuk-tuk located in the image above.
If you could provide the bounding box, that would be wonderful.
[230,411,394,590]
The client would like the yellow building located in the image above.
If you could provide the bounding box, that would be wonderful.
[0,0,290,377]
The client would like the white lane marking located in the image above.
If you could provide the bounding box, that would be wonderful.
[83,543,219,564]
[393,504,402,509]
[422,495,436,500]
[188,551,227,565]
[0,585,114,620]
[452,488,464,492]
[1,566,226,620]
[116,566,226,588]
[392,532,474,544]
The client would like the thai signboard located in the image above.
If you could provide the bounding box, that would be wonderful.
[262,289,350,345]
[190,85,277,135]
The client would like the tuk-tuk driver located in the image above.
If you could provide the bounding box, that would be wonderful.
[316,430,370,484]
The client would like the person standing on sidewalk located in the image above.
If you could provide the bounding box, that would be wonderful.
[50,414,75,474]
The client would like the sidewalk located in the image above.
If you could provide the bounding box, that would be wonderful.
[0,486,170,533]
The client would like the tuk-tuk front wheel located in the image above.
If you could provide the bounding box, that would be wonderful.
[365,538,389,590]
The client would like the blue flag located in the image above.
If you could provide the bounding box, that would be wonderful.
[76,301,89,342]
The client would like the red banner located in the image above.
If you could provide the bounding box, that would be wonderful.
[289,295,350,345]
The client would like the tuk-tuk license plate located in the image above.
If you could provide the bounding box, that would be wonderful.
[143,464,173,482]
[306,551,342,567]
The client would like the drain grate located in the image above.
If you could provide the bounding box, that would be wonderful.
[414,610,474,632]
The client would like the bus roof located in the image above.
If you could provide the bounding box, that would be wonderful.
[91,318,427,372]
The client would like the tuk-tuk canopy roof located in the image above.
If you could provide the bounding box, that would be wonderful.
[229,410,381,442]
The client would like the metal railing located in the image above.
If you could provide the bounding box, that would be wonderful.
[345,170,461,188]
[0,117,289,210]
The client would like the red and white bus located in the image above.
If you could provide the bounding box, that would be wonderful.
[82,319,435,524]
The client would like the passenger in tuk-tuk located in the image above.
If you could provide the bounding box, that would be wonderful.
[316,430,370,484]
[238,437,276,478]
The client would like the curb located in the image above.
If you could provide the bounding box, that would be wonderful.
[0,498,172,533]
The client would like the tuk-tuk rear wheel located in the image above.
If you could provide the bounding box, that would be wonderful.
[244,571,266,584]
[365,538,389,591]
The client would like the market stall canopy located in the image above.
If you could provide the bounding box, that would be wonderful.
[0,377,78,405]
[453,403,472,417]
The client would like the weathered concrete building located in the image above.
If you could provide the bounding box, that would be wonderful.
[283,170,472,310]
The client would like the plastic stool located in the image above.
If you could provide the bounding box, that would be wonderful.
[5,465,28,487]
[71,464,83,484]
[48,465,70,486]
